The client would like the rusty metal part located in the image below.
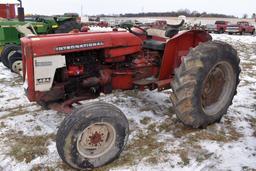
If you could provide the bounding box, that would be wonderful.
[36,84,66,103]
[48,96,98,114]
[77,122,116,159]
[82,77,100,87]
[202,66,225,107]
[201,61,235,116]
[156,78,172,91]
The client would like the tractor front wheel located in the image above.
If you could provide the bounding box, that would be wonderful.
[56,102,129,170]
[170,41,240,128]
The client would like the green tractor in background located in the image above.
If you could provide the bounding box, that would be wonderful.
[0,0,81,74]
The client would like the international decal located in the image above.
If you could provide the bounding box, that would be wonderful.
[55,41,104,51]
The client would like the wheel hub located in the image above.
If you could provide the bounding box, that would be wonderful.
[77,122,116,159]
[89,132,103,145]
[80,124,109,149]
[202,66,225,107]
[12,60,23,74]
[201,61,235,116]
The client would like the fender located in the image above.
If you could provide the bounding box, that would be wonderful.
[159,30,212,80]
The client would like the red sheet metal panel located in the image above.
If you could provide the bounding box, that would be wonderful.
[0,4,16,19]
[21,31,142,57]
[158,30,212,80]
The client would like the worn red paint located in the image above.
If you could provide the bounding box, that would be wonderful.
[21,29,211,108]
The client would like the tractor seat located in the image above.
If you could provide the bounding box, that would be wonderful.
[143,40,166,51]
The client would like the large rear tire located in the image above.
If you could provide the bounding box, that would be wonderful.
[55,20,81,33]
[56,102,129,170]
[170,41,240,128]
[1,44,21,68]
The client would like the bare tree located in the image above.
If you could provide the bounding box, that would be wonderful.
[243,14,248,19]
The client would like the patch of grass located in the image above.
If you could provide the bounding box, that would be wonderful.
[177,149,190,166]
[123,90,140,98]
[176,118,243,143]
[241,166,256,171]
[0,107,29,120]
[139,106,154,112]
[127,131,165,157]
[189,125,241,143]
[8,133,56,163]
[31,165,56,171]
[196,152,214,163]
[54,162,75,171]
[0,121,6,129]
[157,118,176,133]
[147,123,158,133]
[95,130,165,170]
[0,107,42,120]
[94,151,136,171]
[163,107,176,117]
[145,156,159,164]
[6,97,20,102]
[248,117,256,137]
[35,126,42,131]
[140,117,152,125]
[172,123,196,138]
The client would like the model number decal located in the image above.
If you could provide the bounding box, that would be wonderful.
[55,41,104,51]
[36,78,51,85]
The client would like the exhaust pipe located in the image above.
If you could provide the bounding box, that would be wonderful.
[17,0,24,21]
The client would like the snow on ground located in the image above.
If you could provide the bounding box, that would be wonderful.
[0,33,255,171]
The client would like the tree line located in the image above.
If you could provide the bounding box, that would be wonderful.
[98,9,237,18]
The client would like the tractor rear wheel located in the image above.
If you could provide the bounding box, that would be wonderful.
[56,102,129,170]
[55,20,81,33]
[1,44,21,68]
[170,41,240,128]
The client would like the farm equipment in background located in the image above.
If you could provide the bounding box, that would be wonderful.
[0,3,16,19]
[0,0,81,73]
[21,19,240,170]
[82,16,109,27]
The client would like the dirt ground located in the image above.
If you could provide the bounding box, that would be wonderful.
[0,33,255,171]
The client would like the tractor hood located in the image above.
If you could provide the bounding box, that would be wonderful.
[21,31,142,57]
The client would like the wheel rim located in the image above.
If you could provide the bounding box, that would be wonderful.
[201,61,236,116]
[12,60,23,74]
[77,122,116,159]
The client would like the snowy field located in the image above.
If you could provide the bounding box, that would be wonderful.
[0,33,255,171]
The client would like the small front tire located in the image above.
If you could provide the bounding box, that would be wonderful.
[56,102,129,170]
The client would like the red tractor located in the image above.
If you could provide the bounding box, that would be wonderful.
[21,22,240,170]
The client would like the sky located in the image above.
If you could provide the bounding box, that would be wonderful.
[1,0,255,18]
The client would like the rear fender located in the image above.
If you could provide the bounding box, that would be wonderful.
[158,30,212,80]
